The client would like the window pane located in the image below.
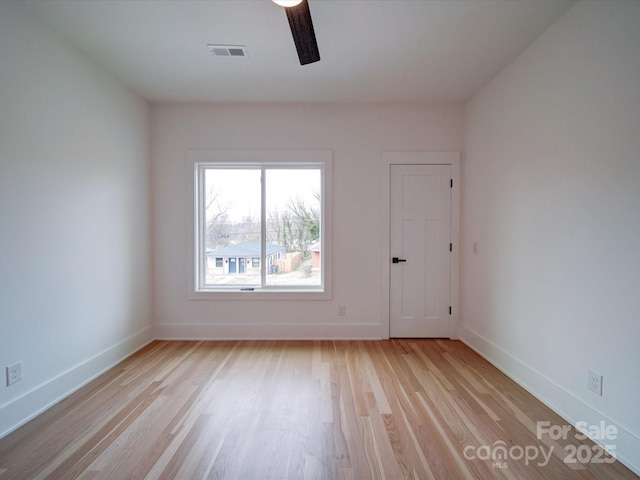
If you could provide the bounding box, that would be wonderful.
[265,169,321,286]
[204,169,261,286]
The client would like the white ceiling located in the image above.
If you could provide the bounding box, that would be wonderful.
[23,0,575,104]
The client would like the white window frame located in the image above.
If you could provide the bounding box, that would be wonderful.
[187,149,332,300]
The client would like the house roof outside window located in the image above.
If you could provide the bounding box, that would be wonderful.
[206,241,285,258]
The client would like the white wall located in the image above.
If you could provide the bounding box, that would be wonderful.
[151,103,462,339]
[462,0,640,473]
[0,3,153,437]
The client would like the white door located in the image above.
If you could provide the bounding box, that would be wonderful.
[390,164,451,338]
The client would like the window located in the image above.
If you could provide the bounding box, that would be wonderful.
[189,149,332,298]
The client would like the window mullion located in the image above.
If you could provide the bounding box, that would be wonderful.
[198,165,207,290]
[260,167,266,287]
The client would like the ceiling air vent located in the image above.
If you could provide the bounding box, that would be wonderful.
[207,44,248,57]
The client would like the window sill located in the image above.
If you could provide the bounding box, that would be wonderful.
[188,288,332,301]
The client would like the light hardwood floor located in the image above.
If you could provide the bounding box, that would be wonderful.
[0,340,637,479]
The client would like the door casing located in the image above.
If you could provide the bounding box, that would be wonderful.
[381,152,460,339]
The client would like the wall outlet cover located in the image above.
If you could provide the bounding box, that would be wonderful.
[588,370,603,396]
[6,362,23,386]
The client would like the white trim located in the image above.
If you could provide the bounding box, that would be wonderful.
[155,322,381,340]
[461,324,640,476]
[0,326,154,439]
[186,149,333,301]
[381,151,461,339]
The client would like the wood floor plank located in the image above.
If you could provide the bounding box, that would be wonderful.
[0,340,637,480]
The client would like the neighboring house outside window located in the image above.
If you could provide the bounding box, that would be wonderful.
[206,241,284,276]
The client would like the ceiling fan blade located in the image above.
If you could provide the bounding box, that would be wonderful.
[284,0,320,65]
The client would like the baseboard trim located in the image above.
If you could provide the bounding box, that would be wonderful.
[0,326,154,439]
[460,324,640,476]
[154,322,382,341]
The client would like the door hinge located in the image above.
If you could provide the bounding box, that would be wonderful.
[449,306,452,315]
[450,243,453,252]
[450,179,453,188]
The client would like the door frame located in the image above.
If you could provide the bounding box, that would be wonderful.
[381,152,460,339]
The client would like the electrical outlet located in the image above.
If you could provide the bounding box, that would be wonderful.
[588,370,602,396]
[6,362,23,386]
[338,305,346,316]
